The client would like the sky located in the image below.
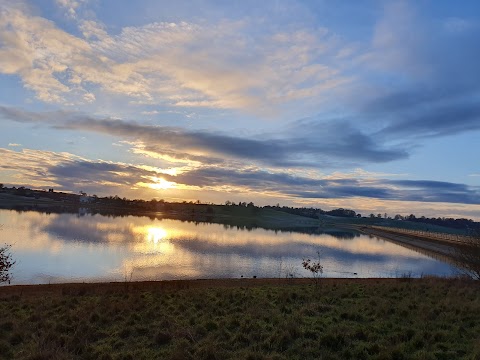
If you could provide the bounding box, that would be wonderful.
[0,0,479,219]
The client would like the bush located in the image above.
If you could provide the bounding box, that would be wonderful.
[302,250,323,285]
[0,244,15,284]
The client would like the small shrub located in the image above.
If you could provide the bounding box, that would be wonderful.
[302,250,323,286]
[0,244,15,284]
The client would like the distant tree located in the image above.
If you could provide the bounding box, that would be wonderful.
[0,244,15,284]
[370,214,375,218]
[327,208,356,218]
[0,184,3,189]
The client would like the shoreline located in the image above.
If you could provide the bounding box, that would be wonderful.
[357,226,464,265]
[0,276,471,297]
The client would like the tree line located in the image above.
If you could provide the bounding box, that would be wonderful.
[1,184,479,231]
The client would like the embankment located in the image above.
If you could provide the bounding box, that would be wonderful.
[357,226,461,264]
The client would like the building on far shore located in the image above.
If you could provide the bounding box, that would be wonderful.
[79,195,94,204]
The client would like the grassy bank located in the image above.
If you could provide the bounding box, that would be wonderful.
[1,278,479,360]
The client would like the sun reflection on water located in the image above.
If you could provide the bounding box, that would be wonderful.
[129,226,175,255]
[147,227,168,244]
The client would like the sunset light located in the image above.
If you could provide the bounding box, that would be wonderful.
[0,0,479,219]
[147,227,168,244]
[149,177,176,190]
[1,2,479,358]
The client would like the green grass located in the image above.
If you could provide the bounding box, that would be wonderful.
[0,278,479,359]
[208,205,321,229]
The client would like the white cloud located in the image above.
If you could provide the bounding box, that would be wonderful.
[79,20,109,40]
[55,0,88,19]
[83,92,96,102]
[0,147,81,186]
[0,2,356,114]
[140,110,159,115]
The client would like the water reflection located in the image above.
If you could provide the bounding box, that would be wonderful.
[147,227,168,244]
[0,209,459,285]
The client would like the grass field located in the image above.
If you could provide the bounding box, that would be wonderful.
[1,278,479,359]
[210,205,321,228]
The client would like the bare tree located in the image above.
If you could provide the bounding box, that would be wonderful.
[454,231,480,280]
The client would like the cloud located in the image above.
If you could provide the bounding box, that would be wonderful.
[375,101,480,138]
[0,2,356,114]
[0,147,162,193]
[0,106,408,167]
[8,143,22,147]
[48,161,151,189]
[55,0,88,19]
[0,148,82,187]
[0,3,91,103]
[140,110,159,115]
[357,2,480,141]
[171,166,480,205]
[1,147,479,211]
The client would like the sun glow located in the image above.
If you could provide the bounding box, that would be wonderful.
[142,177,176,190]
[147,227,168,244]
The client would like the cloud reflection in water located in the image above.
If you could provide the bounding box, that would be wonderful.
[0,209,458,284]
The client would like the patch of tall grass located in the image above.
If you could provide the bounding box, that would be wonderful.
[0,278,479,359]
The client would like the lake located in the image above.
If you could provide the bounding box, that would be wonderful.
[0,209,459,284]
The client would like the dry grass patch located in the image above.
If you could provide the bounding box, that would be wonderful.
[0,278,479,359]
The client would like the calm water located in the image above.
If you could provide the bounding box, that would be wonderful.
[0,209,459,284]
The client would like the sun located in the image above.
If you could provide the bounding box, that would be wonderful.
[149,177,176,190]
